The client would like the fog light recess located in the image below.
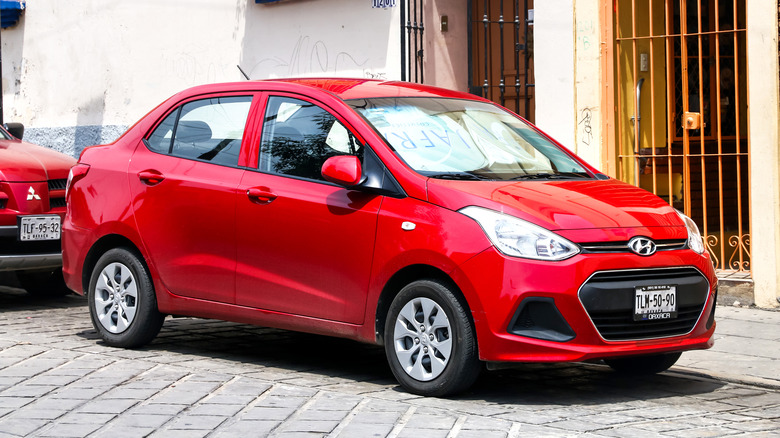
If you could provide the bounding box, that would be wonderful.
[508,297,576,342]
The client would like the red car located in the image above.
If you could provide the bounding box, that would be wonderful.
[1,123,75,296]
[63,79,716,396]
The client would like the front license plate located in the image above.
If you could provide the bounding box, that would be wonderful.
[18,215,61,241]
[634,285,677,321]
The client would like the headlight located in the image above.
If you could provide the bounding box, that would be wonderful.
[676,210,705,254]
[460,206,579,261]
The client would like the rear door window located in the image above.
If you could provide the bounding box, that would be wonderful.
[145,96,253,167]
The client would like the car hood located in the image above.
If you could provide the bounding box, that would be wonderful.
[0,139,76,181]
[426,177,682,231]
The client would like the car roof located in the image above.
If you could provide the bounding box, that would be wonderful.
[177,78,489,103]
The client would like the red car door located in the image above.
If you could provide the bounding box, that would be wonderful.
[234,95,381,324]
[128,94,255,304]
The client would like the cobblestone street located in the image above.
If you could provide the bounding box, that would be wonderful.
[1,288,778,437]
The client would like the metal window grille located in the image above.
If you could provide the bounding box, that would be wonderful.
[400,0,425,83]
[613,0,750,272]
[468,0,535,121]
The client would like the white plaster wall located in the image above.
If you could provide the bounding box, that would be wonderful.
[0,0,402,155]
[572,0,602,169]
[533,1,577,154]
[747,0,780,308]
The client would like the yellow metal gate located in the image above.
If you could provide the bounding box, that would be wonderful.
[612,0,750,272]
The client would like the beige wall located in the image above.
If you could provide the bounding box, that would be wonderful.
[747,0,780,308]
[0,0,401,145]
[424,0,469,92]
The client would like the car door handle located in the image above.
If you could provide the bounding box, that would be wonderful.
[138,170,165,186]
[246,187,277,204]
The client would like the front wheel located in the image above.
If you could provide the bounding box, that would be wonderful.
[384,279,480,397]
[88,248,164,348]
[604,352,682,375]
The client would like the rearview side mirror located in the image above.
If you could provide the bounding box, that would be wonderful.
[322,155,362,187]
[4,122,24,140]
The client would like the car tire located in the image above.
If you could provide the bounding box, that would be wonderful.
[384,279,481,397]
[604,352,682,375]
[88,248,164,348]
[16,269,71,297]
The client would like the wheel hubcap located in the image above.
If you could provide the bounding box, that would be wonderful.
[94,262,138,334]
[393,297,452,381]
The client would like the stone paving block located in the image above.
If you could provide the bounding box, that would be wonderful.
[0,417,48,436]
[149,429,209,438]
[0,383,58,398]
[348,411,402,424]
[200,394,258,405]
[277,419,340,433]
[295,408,348,421]
[5,407,67,420]
[726,418,780,432]
[739,405,780,419]
[210,419,277,436]
[404,413,457,430]
[76,398,140,414]
[662,425,744,437]
[99,386,164,400]
[57,412,116,424]
[457,431,508,438]
[107,413,172,428]
[131,403,188,416]
[242,406,296,421]
[0,396,34,409]
[187,403,244,417]
[257,395,308,409]
[727,392,780,408]
[459,416,512,431]
[166,414,228,430]
[49,386,109,400]
[35,422,103,437]
[335,422,394,437]
[396,428,450,438]
[91,426,157,438]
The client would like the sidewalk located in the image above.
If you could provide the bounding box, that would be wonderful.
[674,305,780,389]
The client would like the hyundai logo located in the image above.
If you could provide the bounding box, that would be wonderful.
[628,236,656,256]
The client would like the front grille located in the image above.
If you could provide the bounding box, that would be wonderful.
[580,239,687,253]
[48,179,67,191]
[579,267,710,341]
[50,198,66,208]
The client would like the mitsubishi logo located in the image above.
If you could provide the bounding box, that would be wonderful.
[628,236,656,256]
[27,187,41,201]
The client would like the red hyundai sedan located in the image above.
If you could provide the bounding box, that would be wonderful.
[63,79,716,396]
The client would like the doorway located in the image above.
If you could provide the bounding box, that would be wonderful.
[611,0,750,272]
[469,0,535,122]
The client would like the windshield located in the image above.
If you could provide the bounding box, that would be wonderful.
[0,127,11,140]
[348,97,590,181]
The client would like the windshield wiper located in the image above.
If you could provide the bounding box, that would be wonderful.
[425,172,493,181]
[510,172,591,180]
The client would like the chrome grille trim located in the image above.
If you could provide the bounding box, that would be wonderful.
[579,239,687,254]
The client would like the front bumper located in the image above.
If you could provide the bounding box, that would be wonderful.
[0,225,62,272]
[455,247,717,363]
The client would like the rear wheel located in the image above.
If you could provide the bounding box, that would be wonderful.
[604,352,682,375]
[16,269,71,297]
[88,248,164,348]
[384,279,480,397]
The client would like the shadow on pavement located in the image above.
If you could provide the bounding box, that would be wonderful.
[0,284,86,310]
[73,315,726,405]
